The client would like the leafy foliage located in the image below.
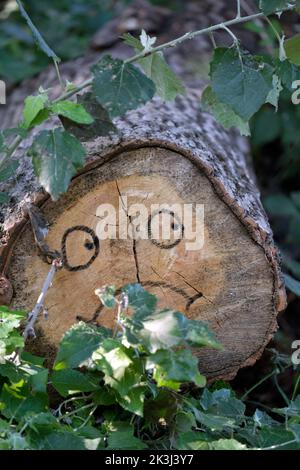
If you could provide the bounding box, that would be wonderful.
[91,55,156,118]
[28,128,86,200]
[0,288,299,450]
[210,48,273,121]
[123,32,185,100]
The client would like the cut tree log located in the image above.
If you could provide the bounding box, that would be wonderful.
[0,1,286,380]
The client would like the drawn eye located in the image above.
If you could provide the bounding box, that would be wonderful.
[61,225,100,271]
[148,209,184,249]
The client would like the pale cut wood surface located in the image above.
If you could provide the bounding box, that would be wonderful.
[6,148,277,379]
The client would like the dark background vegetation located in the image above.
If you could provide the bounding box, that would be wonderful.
[0,0,299,410]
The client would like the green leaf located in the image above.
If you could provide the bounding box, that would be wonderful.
[51,369,99,397]
[92,387,116,406]
[123,33,184,101]
[210,439,247,450]
[140,52,185,101]
[175,410,197,432]
[54,322,108,370]
[266,74,282,110]
[0,133,5,153]
[16,0,60,61]
[146,349,206,390]
[0,193,9,204]
[60,92,117,141]
[95,285,116,309]
[92,339,143,396]
[50,100,94,124]
[22,94,48,129]
[177,432,212,450]
[273,396,300,417]
[284,274,300,296]
[28,128,86,200]
[0,160,19,183]
[107,422,147,450]
[0,307,26,357]
[256,426,299,449]
[138,310,186,353]
[200,389,246,424]
[202,86,250,136]
[282,255,300,279]
[184,319,223,350]
[35,431,88,450]
[92,55,156,118]
[259,0,296,16]
[116,386,146,417]
[250,107,281,146]
[210,48,273,120]
[3,127,29,139]
[285,34,300,66]
[122,283,157,321]
[276,60,300,91]
[0,383,48,420]
[264,194,298,216]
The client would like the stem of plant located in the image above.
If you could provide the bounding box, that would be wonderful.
[292,373,300,401]
[236,0,241,19]
[241,369,277,401]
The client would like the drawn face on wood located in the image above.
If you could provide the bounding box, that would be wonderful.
[7,148,272,359]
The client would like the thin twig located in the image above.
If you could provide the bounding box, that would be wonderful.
[241,369,277,401]
[292,373,300,401]
[23,258,62,340]
[236,0,242,19]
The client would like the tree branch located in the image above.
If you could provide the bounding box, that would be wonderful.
[23,258,62,340]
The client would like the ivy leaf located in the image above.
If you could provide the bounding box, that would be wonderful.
[92,339,143,396]
[138,310,186,353]
[0,160,19,183]
[123,33,185,101]
[54,322,108,370]
[202,86,250,136]
[51,369,100,397]
[95,285,116,309]
[107,422,147,450]
[210,439,247,450]
[184,319,223,350]
[259,0,296,16]
[22,94,49,129]
[50,100,94,125]
[92,55,155,118]
[210,48,273,120]
[35,431,88,450]
[116,386,146,417]
[0,383,48,420]
[60,92,117,141]
[28,128,86,200]
[146,349,206,390]
[122,284,157,321]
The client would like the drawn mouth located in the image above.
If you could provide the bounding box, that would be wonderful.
[76,280,204,325]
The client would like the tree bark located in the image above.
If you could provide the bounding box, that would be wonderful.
[0,1,286,381]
